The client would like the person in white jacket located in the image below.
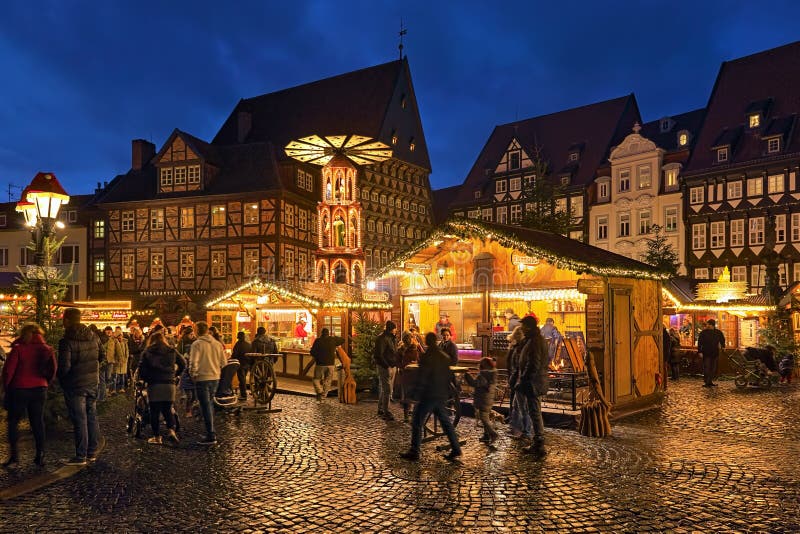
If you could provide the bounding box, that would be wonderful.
[189,321,227,445]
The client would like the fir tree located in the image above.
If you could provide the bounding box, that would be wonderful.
[641,224,680,276]
[350,312,384,383]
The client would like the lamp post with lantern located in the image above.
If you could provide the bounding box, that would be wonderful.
[15,172,70,329]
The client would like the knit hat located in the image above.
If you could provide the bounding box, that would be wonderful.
[385,320,397,331]
[520,315,539,329]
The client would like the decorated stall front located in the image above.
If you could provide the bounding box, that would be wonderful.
[370,218,669,413]
[205,279,391,381]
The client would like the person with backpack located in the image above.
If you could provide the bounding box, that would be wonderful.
[309,328,344,401]
[373,321,399,421]
[1,323,57,468]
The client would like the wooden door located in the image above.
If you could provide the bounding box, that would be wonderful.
[612,289,633,400]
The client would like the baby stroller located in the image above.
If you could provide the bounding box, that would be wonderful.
[213,360,242,416]
[730,348,779,389]
[126,375,182,439]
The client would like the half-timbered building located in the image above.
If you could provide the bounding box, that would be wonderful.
[89,59,434,314]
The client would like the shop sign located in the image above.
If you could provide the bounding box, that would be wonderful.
[511,253,540,266]
[476,322,492,336]
[237,311,252,321]
[111,311,129,320]
[585,297,604,348]
[403,262,432,274]
[363,290,390,302]
[577,278,605,295]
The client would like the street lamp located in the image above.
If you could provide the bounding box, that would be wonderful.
[15,172,70,328]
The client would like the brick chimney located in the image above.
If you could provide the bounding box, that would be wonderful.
[132,139,156,170]
[237,111,252,143]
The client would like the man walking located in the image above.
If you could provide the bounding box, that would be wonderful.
[309,328,344,401]
[697,319,726,388]
[516,315,549,458]
[58,307,102,465]
[399,333,462,461]
[231,331,252,401]
[189,321,227,445]
[374,321,399,420]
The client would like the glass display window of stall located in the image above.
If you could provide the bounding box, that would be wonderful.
[668,313,694,347]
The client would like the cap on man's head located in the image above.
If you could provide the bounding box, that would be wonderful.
[385,320,397,331]
[707,319,716,326]
[256,326,266,335]
[520,315,538,329]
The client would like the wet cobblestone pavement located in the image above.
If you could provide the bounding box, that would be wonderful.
[1,378,798,532]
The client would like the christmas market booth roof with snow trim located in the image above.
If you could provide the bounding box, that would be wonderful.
[369,218,671,411]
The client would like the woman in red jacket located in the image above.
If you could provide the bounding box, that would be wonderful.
[1,323,57,468]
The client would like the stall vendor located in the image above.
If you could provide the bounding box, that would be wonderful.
[294,317,309,340]
[434,314,456,342]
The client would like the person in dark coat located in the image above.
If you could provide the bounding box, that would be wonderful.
[251,326,278,355]
[779,352,795,384]
[373,321,399,420]
[516,315,549,457]
[668,328,682,381]
[58,307,102,465]
[309,328,345,401]
[399,333,463,461]
[231,331,253,400]
[439,328,459,365]
[1,323,56,467]
[506,326,530,439]
[138,331,185,444]
[697,319,726,388]
[463,357,498,444]
[127,327,146,381]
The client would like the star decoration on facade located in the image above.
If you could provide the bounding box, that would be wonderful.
[284,134,393,166]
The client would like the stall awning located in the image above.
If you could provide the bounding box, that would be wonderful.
[205,279,392,310]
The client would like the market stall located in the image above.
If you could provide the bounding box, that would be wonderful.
[370,218,669,412]
[72,300,154,331]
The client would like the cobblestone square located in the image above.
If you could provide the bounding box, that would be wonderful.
[1,379,798,533]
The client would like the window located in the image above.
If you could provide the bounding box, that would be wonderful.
[365,249,372,270]
[211,205,226,227]
[122,211,134,232]
[509,177,521,191]
[174,166,187,185]
[713,267,724,280]
[299,209,307,231]
[731,266,747,283]
[93,258,105,283]
[176,251,192,279]
[19,247,32,266]
[639,210,651,235]
[638,165,652,189]
[362,189,369,200]
[160,167,173,186]
[509,151,520,170]
[749,114,760,128]
[597,216,608,241]
[402,200,409,210]
[511,204,522,223]
[571,197,583,218]
[598,181,609,200]
[409,139,415,152]
[474,191,481,199]
[795,263,800,284]
[661,206,677,232]
[568,152,579,162]
[710,221,725,248]
[419,206,426,215]
[94,219,106,238]
[244,203,259,225]
[730,219,744,247]
[482,208,492,221]
[689,187,704,205]
[665,168,678,190]
[150,209,164,231]
[298,251,308,279]
[777,214,786,243]
[122,253,135,281]
[284,205,294,228]
[497,206,507,224]
[779,264,788,286]
[466,209,478,220]
[768,138,781,153]
[244,248,258,276]
[569,230,582,241]
[495,180,507,194]
[367,220,375,232]
[211,251,226,278]
[727,181,742,199]
[619,169,630,192]
[749,217,764,245]
[717,147,728,162]
[747,177,763,197]
[64,210,77,223]
[179,207,194,228]
[692,224,706,250]
[411,203,418,213]
[751,265,765,288]
[380,194,386,205]
[56,244,79,264]
[371,192,379,202]
[678,132,688,146]
[555,198,567,214]
[151,253,164,280]
[0,248,6,267]
[793,213,800,242]
[768,174,785,194]
[694,268,709,280]
[0,213,5,227]
[560,175,570,186]
[187,165,200,184]
[619,213,630,237]
[376,221,384,234]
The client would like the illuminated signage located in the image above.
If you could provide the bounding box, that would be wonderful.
[363,290,390,302]
[403,262,431,274]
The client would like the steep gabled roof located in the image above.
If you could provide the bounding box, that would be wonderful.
[212,59,431,170]
[431,185,461,224]
[450,95,639,207]
[640,108,706,152]
[370,218,668,281]
[685,41,800,174]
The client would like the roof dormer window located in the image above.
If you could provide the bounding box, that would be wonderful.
[677,131,689,147]
[749,114,760,128]
[560,175,570,186]
[767,137,781,154]
[474,190,481,199]
[660,118,672,133]
[568,152,579,162]
[717,147,729,162]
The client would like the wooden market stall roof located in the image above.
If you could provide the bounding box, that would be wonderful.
[205,278,392,310]
[370,218,670,281]
[662,278,775,314]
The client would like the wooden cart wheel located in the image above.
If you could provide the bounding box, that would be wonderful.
[250,358,277,405]
[423,383,461,437]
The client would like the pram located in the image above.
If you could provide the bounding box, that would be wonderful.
[729,348,779,389]
[213,360,242,415]
[126,374,182,439]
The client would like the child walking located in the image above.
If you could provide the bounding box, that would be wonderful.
[779,352,795,384]
[464,357,499,444]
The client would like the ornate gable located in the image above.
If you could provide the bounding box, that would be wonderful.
[609,123,660,161]
[494,138,533,173]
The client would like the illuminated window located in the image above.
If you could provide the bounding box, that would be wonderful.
[768,174,785,194]
[710,221,725,248]
[692,224,706,249]
[284,204,294,227]
[391,224,397,236]
[180,207,194,228]
[495,180,507,194]
[638,164,651,189]
[376,221,383,234]
[367,220,375,232]
[664,168,679,190]
[749,114,760,128]
[678,132,688,146]
[619,213,630,237]
[380,194,386,205]
[730,219,744,247]
[211,251,226,278]
[371,192,378,202]
[245,203,259,225]
[150,209,164,231]
[568,152,579,162]
[571,196,583,218]
[180,252,194,279]
[694,268,709,280]
[299,209,307,231]
[244,248,259,277]
[619,169,630,192]
[94,219,106,238]
[298,251,308,279]
[792,213,800,242]
[727,181,742,199]
[598,181,609,200]
[467,209,480,219]
[561,175,570,186]
[409,138,415,151]
[160,167,173,187]
[689,187,704,205]
[747,177,763,197]
[639,210,651,235]
[481,208,492,221]
[151,253,164,280]
[717,147,728,162]
[211,205,226,227]
[596,216,608,241]
[768,138,781,153]
[497,206,507,224]
[509,177,521,191]
[122,211,134,232]
[121,253,134,281]
[751,265,765,287]
[403,200,409,210]
[93,258,105,283]
[174,166,187,185]
[556,198,567,213]
[187,165,200,184]
[284,249,294,278]
[749,217,764,245]
[411,203,418,213]
[665,206,678,232]
[731,266,747,282]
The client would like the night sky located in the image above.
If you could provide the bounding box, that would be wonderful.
[1,1,800,199]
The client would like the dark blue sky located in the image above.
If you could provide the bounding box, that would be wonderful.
[2,1,800,199]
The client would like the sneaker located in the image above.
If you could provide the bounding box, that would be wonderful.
[444,450,463,461]
[66,457,87,466]
[382,412,396,421]
[399,450,420,461]
[198,435,217,445]
[147,436,162,444]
